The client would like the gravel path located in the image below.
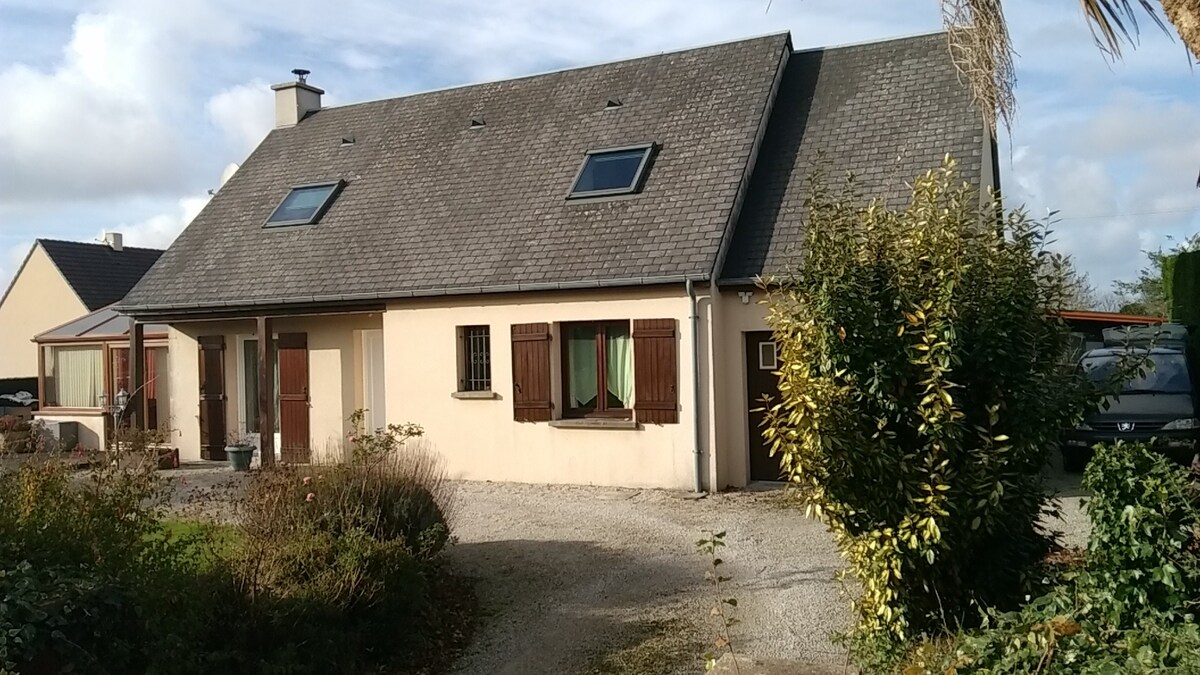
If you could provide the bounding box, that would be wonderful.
[158,463,1090,674]
[445,482,849,674]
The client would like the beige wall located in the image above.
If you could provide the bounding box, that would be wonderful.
[383,287,714,490]
[0,244,88,379]
[168,313,383,462]
[33,411,105,452]
[712,286,773,489]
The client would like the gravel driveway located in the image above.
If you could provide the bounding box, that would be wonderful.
[446,482,849,674]
[161,464,1089,674]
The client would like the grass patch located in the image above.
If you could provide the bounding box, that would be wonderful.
[581,618,704,675]
[150,519,241,569]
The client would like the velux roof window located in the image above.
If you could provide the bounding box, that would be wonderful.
[265,180,344,227]
[568,144,654,198]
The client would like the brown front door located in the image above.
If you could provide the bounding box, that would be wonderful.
[745,331,783,482]
[198,336,227,461]
[278,333,310,463]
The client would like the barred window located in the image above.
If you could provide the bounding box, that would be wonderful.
[459,326,492,392]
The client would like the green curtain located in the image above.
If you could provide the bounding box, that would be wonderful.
[605,325,632,408]
[567,326,597,408]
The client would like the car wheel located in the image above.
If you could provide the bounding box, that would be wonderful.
[1062,447,1089,473]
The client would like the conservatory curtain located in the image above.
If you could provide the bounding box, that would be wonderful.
[48,346,102,408]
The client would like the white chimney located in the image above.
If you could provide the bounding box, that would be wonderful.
[103,232,123,252]
[270,68,323,128]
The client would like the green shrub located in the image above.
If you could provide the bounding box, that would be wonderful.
[0,427,223,674]
[907,442,1200,674]
[223,423,459,672]
[1081,441,1200,626]
[762,160,1104,666]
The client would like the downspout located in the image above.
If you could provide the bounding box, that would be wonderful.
[687,278,703,493]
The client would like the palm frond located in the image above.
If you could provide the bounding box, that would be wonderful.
[1082,0,1169,58]
[941,0,1016,133]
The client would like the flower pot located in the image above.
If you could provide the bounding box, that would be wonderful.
[226,445,254,471]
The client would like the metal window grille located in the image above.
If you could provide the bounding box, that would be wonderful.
[463,326,491,391]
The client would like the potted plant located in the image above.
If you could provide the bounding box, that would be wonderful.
[225,432,255,472]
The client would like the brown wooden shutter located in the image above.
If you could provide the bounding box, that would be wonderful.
[198,336,226,460]
[278,332,311,463]
[511,323,552,422]
[633,319,679,424]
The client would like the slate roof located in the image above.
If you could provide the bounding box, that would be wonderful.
[39,239,164,310]
[119,33,792,313]
[118,31,987,314]
[721,33,988,281]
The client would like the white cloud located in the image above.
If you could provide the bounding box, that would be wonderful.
[206,80,274,158]
[0,240,33,298]
[0,0,249,205]
[1004,88,1200,289]
[102,193,210,251]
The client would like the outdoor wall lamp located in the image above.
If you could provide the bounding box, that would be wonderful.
[99,389,130,426]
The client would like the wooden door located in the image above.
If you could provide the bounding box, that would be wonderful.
[745,331,783,482]
[278,333,310,463]
[198,336,226,461]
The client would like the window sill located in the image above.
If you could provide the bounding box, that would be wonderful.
[451,391,497,400]
[549,418,638,430]
[36,408,105,417]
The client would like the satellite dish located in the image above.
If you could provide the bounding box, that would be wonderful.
[218,162,240,188]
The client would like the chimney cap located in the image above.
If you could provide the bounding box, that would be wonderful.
[291,68,311,83]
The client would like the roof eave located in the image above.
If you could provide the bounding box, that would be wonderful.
[117,273,710,319]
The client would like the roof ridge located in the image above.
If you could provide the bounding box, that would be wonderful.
[315,31,791,115]
[791,29,947,55]
[37,238,165,253]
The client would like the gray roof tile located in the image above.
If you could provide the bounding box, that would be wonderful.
[121,33,789,312]
[723,33,987,281]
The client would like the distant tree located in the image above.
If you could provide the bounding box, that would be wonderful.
[1114,233,1200,317]
[1043,254,1098,311]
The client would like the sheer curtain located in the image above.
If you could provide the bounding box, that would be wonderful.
[50,346,102,407]
[605,326,632,408]
[567,326,597,409]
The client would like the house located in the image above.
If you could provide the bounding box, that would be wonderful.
[32,306,170,451]
[113,31,995,490]
[0,235,163,401]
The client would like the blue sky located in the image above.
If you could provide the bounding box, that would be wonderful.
[0,0,1197,302]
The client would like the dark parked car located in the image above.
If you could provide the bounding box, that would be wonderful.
[1063,346,1199,472]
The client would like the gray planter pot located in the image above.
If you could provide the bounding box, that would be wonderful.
[225,445,254,471]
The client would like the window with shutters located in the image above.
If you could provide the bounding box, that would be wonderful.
[457,325,492,392]
[511,319,678,425]
[561,320,633,418]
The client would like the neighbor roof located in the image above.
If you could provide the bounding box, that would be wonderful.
[119,33,793,314]
[35,305,168,342]
[38,239,164,311]
[722,32,988,281]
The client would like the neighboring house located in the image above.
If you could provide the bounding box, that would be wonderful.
[33,306,170,451]
[0,235,163,398]
[115,32,996,490]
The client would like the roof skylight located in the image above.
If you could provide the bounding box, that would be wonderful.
[568,145,654,198]
[265,181,344,227]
